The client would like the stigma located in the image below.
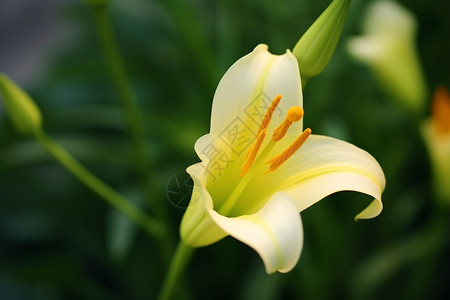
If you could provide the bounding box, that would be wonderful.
[273,106,303,141]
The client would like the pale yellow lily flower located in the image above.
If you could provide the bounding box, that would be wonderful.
[180,44,385,273]
[421,86,450,204]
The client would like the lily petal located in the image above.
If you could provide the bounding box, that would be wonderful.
[196,45,304,209]
[236,135,385,219]
[281,135,384,219]
[180,163,228,247]
[210,44,303,140]
[192,133,242,209]
[208,192,303,274]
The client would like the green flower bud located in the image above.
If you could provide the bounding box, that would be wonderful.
[293,0,351,85]
[0,73,42,135]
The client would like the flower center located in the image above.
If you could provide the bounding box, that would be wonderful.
[218,95,311,216]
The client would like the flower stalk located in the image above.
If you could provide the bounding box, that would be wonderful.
[0,74,165,240]
[157,241,195,300]
[89,2,168,222]
[34,128,166,238]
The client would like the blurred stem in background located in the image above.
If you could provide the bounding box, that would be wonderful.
[163,0,218,93]
[34,128,166,239]
[0,73,164,239]
[87,0,172,235]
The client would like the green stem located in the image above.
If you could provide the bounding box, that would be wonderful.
[157,241,195,300]
[90,3,167,219]
[88,1,176,264]
[34,129,165,239]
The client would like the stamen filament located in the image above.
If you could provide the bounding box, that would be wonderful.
[265,128,311,173]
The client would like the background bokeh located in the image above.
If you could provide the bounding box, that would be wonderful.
[1,0,449,299]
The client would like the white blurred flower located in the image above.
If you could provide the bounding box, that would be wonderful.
[347,1,427,115]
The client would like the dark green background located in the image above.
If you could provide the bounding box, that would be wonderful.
[1,0,449,299]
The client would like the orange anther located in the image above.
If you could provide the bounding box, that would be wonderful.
[240,130,267,176]
[258,95,282,135]
[266,128,311,173]
[240,95,283,176]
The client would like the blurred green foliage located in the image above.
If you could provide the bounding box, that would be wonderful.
[0,0,449,299]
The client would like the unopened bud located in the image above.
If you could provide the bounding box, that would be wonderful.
[0,74,42,135]
[293,0,351,86]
